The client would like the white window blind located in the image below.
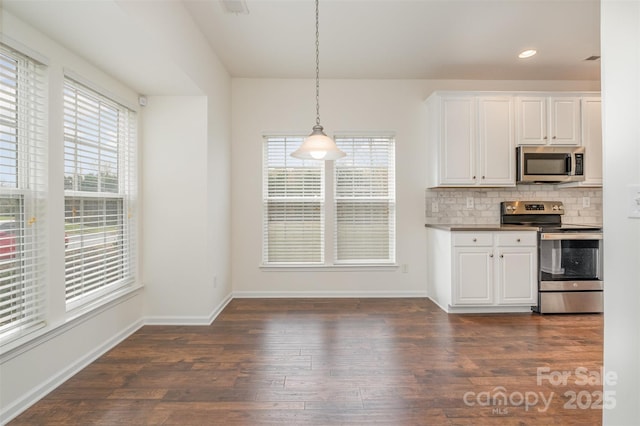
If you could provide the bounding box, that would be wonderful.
[0,44,47,341]
[263,136,324,264]
[334,136,395,263]
[63,77,136,308]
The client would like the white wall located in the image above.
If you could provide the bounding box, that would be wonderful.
[119,0,233,321]
[0,10,145,422]
[1,2,233,421]
[601,1,640,424]
[142,96,213,320]
[231,79,599,296]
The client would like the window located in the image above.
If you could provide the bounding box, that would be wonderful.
[334,136,395,263]
[262,134,395,266]
[63,77,136,308]
[0,44,47,341]
[263,136,324,264]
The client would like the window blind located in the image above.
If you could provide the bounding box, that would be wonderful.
[0,44,47,341]
[334,136,395,263]
[263,137,324,264]
[63,77,136,308]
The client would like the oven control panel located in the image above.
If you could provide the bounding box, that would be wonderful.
[501,201,564,215]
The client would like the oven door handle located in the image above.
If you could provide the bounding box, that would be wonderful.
[540,232,603,240]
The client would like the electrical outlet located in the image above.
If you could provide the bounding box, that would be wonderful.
[213,275,218,288]
[402,264,409,273]
[431,201,439,213]
[466,197,474,209]
[582,197,590,208]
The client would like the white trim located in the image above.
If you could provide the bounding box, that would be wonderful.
[0,34,49,65]
[1,286,143,360]
[63,68,138,112]
[233,290,428,299]
[333,130,397,138]
[260,263,399,272]
[436,302,534,314]
[144,293,233,326]
[0,319,144,425]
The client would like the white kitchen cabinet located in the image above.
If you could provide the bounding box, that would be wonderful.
[579,97,603,186]
[427,229,537,312]
[436,95,475,185]
[478,97,516,185]
[426,92,515,187]
[495,247,537,305]
[453,246,493,305]
[516,96,581,146]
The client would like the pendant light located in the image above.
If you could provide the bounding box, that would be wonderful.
[291,0,345,161]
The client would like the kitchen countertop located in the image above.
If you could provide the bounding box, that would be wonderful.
[425,223,541,232]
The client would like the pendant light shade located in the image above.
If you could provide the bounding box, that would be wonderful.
[291,125,345,160]
[291,0,345,161]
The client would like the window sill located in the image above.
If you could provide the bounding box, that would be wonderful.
[260,263,399,272]
[0,284,143,361]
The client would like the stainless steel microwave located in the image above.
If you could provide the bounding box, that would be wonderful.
[516,146,585,183]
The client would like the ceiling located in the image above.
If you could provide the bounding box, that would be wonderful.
[2,0,601,95]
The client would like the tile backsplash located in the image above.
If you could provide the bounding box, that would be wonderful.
[425,185,603,225]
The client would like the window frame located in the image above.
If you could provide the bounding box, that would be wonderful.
[333,135,396,265]
[262,136,325,265]
[0,43,48,343]
[261,133,396,269]
[62,76,137,311]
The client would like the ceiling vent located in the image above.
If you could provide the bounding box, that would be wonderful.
[222,0,249,15]
[584,55,601,61]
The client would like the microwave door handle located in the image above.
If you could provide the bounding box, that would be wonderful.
[566,156,572,175]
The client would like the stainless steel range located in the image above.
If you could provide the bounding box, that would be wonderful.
[501,201,603,314]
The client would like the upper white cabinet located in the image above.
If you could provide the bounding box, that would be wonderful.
[426,92,515,187]
[478,97,516,186]
[516,96,581,146]
[580,97,603,187]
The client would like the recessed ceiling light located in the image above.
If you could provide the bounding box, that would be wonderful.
[518,49,537,59]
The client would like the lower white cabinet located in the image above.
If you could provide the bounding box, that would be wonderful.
[427,228,537,313]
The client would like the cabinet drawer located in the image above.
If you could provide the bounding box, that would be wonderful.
[453,232,493,246]
[495,232,537,246]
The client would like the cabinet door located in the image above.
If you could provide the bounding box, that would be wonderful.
[516,97,547,145]
[453,247,493,305]
[496,247,537,305]
[549,97,581,146]
[580,97,602,186]
[440,97,476,185]
[478,97,515,186]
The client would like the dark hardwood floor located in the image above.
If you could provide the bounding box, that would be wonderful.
[10,298,603,425]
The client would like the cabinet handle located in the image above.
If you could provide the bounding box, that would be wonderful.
[500,254,504,258]
[552,136,557,139]
[517,238,521,242]
[482,176,485,179]
[473,176,476,179]
[490,253,494,258]
[544,136,548,140]
[472,238,477,242]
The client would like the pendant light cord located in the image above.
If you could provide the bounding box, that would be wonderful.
[315,0,321,127]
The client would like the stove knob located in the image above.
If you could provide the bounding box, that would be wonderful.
[552,205,559,211]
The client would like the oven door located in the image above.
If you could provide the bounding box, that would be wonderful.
[537,231,603,313]
[539,232,603,283]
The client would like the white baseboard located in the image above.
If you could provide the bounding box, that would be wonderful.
[427,296,451,313]
[144,293,233,325]
[233,290,428,298]
[0,319,144,425]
